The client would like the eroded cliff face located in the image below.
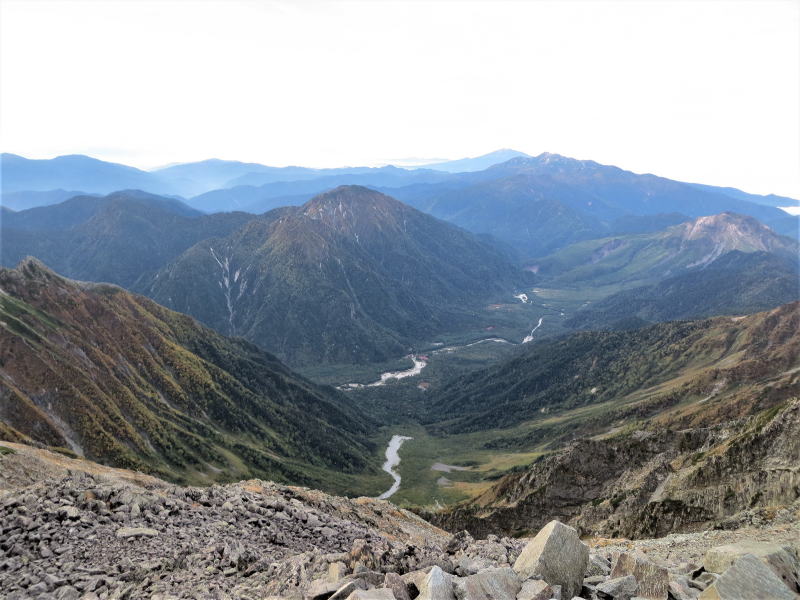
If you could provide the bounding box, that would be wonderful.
[430,399,800,539]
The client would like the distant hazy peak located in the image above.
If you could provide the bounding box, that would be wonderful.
[416,149,531,172]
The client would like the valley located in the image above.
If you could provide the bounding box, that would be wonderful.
[335,300,799,515]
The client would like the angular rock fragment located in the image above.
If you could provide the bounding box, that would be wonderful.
[384,573,411,600]
[330,580,368,600]
[115,527,159,538]
[587,554,612,577]
[453,567,521,600]
[417,566,455,600]
[512,520,589,599]
[346,590,396,600]
[610,551,668,600]
[58,506,80,520]
[703,541,800,593]
[517,578,553,600]
[698,554,796,600]
[690,572,718,591]
[596,575,638,600]
[668,574,699,600]
[329,561,349,582]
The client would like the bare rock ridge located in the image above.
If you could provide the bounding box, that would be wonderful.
[1,442,799,599]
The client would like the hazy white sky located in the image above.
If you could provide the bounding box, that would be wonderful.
[1,0,798,197]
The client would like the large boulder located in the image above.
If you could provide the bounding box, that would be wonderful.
[703,541,800,593]
[610,551,669,600]
[699,554,796,600]
[512,520,589,599]
[453,567,521,600]
[417,566,455,600]
[384,573,411,600]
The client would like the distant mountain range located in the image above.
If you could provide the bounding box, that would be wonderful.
[0,153,179,196]
[531,212,798,288]
[565,250,800,330]
[394,155,798,252]
[4,151,797,230]
[407,148,531,172]
[0,189,93,211]
[2,150,526,202]
[183,154,799,248]
[187,167,452,213]
[1,191,254,288]
[0,258,376,488]
[143,186,525,365]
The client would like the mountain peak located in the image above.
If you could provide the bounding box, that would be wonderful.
[676,212,786,249]
[302,185,400,221]
[13,256,57,280]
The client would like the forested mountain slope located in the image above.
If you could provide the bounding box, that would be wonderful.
[0,259,376,490]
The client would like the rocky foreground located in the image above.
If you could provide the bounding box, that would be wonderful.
[1,442,799,600]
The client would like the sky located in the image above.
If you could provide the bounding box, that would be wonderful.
[1,0,799,198]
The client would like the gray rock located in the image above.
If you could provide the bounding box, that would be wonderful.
[587,554,612,577]
[329,561,349,582]
[597,575,638,600]
[384,573,411,600]
[58,506,80,520]
[115,527,159,538]
[28,582,49,594]
[354,569,386,587]
[517,579,553,600]
[703,541,800,593]
[308,577,340,599]
[698,554,796,600]
[610,552,668,600]
[512,520,589,599]
[446,531,475,555]
[455,556,493,577]
[453,567,521,600]
[417,566,455,600]
[330,580,368,600]
[345,590,396,600]
[53,586,80,600]
[668,575,699,600]
[691,573,718,591]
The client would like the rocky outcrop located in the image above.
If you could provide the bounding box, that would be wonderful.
[429,399,800,539]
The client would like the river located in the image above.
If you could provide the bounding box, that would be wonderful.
[377,435,413,500]
[522,316,544,343]
[338,356,427,390]
[338,291,551,390]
